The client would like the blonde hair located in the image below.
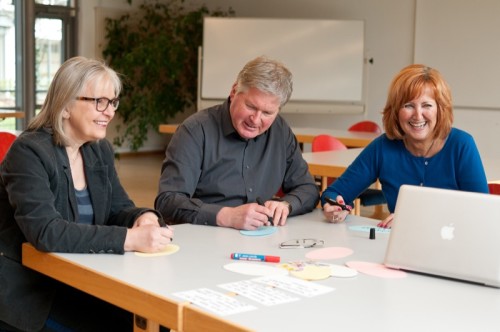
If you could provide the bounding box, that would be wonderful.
[234,56,293,108]
[382,64,453,140]
[27,56,122,146]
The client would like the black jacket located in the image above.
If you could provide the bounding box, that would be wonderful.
[0,128,159,331]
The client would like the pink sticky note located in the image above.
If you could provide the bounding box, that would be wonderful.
[305,247,354,260]
[345,261,407,279]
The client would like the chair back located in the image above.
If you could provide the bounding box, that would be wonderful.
[489,183,500,195]
[0,132,17,163]
[348,120,382,134]
[312,134,347,152]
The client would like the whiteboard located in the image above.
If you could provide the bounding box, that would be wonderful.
[201,17,364,104]
[414,0,500,109]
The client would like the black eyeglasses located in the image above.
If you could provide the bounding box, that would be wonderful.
[279,238,325,249]
[75,96,120,112]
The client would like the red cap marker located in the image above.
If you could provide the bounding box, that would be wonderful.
[230,253,280,263]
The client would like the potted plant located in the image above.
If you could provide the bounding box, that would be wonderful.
[102,0,234,151]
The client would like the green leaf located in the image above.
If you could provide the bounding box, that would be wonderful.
[102,0,234,151]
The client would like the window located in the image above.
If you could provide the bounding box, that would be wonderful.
[0,0,76,130]
[0,0,15,111]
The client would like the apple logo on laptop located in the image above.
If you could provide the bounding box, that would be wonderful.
[440,223,455,240]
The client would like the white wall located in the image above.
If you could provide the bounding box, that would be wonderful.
[79,0,500,158]
[78,0,173,153]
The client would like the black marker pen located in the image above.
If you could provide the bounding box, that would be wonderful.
[256,197,274,225]
[325,197,352,211]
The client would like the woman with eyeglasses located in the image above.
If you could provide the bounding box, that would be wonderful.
[0,56,173,331]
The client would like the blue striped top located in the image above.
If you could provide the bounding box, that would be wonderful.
[75,187,94,225]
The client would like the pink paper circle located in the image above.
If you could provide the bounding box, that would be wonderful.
[345,261,407,279]
[305,247,353,260]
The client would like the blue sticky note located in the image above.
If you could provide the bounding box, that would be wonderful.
[348,225,391,234]
[240,226,277,236]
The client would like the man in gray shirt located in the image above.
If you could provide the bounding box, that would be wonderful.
[155,56,319,230]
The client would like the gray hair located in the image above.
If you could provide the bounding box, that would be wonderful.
[234,56,293,108]
[27,56,122,146]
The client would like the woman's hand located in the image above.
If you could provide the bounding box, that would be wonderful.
[133,212,161,227]
[377,213,394,228]
[125,213,174,252]
[323,195,350,223]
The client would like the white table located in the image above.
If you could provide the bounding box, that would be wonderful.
[301,148,362,181]
[23,209,500,332]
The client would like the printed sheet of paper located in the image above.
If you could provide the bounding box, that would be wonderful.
[218,279,300,306]
[173,288,257,316]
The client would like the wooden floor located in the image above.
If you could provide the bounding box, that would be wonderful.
[115,152,165,209]
[116,152,390,220]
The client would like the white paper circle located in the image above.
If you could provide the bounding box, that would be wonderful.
[329,264,358,278]
[289,265,331,281]
[135,244,180,257]
[223,262,289,276]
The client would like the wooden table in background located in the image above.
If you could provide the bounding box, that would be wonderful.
[0,111,24,120]
[292,127,379,148]
[158,124,178,135]
[302,148,383,215]
[158,124,379,148]
[302,148,363,190]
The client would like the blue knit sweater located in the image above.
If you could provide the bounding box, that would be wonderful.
[321,128,489,212]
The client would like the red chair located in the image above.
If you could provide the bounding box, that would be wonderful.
[348,120,382,134]
[311,135,347,198]
[488,183,500,195]
[0,132,17,163]
[277,135,348,200]
[348,121,386,216]
[312,134,348,153]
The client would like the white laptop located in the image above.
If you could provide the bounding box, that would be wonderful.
[384,184,500,287]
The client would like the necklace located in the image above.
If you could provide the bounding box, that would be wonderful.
[67,148,81,164]
[423,139,435,158]
[403,138,436,158]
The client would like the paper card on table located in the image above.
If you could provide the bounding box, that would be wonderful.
[289,265,331,281]
[240,226,277,236]
[253,274,334,297]
[349,225,391,234]
[282,261,357,278]
[280,261,331,281]
[305,247,353,260]
[329,263,358,278]
[218,280,300,306]
[172,288,257,316]
[345,261,407,279]
[135,244,180,257]
[223,262,289,276]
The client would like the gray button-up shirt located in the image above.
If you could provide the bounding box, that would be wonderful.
[155,99,319,225]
